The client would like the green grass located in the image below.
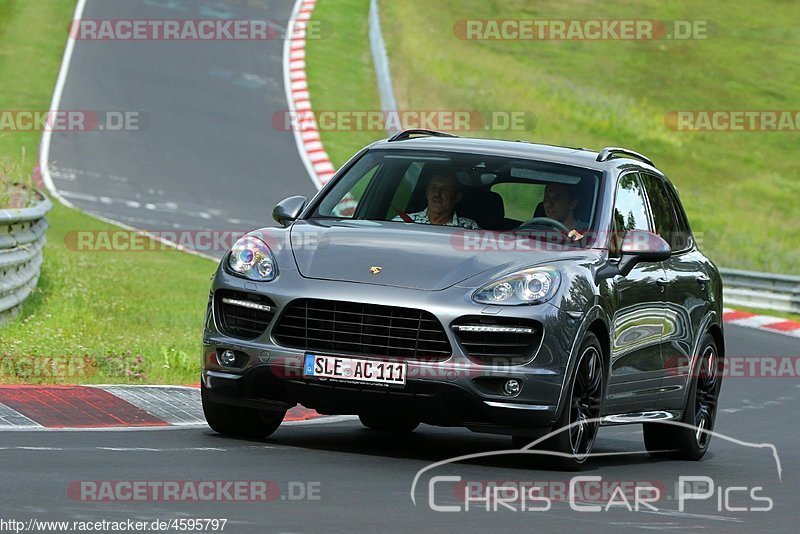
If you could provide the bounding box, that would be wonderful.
[305,0,383,168]
[308,0,799,274]
[0,203,216,384]
[0,0,215,384]
[0,0,75,163]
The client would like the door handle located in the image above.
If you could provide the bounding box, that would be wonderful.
[656,277,668,292]
[696,274,710,287]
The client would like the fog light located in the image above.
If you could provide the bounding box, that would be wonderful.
[218,349,237,367]
[502,379,521,397]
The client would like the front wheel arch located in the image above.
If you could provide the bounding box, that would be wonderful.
[554,313,610,424]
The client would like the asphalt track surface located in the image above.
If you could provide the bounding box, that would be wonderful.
[47,0,317,255]
[30,0,800,532]
[1,325,797,532]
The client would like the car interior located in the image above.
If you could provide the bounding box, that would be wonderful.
[321,152,599,234]
[396,160,597,232]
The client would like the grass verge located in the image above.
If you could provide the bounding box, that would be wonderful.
[0,0,215,384]
[305,0,383,167]
[370,0,798,274]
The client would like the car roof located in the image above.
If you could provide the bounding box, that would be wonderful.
[367,135,663,177]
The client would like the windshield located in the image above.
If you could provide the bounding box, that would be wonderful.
[311,149,602,246]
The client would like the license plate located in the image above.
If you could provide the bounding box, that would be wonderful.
[303,354,406,386]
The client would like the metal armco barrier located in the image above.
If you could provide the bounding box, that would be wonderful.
[720,267,800,314]
[0,191,52,322]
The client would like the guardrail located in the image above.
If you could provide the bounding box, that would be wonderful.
[720,267,800,314]
[0,191,52,323]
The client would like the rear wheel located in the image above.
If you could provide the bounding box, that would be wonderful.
[643,334,722,460]
[201,383,285,439]
[359,413,419,432]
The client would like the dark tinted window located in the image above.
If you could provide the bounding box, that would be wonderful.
[313,149,601,245]
[640,173,691,250]
[665,184,693,250]
[611,173,651,254]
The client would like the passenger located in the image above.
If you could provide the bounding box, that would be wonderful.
[394,165,479,229]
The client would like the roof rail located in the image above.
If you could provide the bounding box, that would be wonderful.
[596,147,654,167]
[387,129,458,142]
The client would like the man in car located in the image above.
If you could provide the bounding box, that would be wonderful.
[394,165,479,229]
[541,182,588,240]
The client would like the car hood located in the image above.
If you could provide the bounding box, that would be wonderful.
[289,220,591,290]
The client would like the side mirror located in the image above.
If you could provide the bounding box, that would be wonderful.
[273,195,307,227]
[618,230,671,276]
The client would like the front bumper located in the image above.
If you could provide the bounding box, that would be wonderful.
[202,265,584,435]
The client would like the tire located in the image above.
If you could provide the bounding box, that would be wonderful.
[201,383,285,439]
[523,333,605,471]
[358,413,420,433]
[643,333,722,460]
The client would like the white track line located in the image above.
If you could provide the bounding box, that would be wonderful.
[39,0,87,211]
[284,0,332,189]
[37,0,215,262]
[0,416,356,432]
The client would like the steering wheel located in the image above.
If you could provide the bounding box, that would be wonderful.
[517,216,569,233]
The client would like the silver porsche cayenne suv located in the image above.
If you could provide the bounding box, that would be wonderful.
[201,130,724,469]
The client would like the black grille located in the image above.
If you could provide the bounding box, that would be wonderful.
[452,316,542,366]
[215,290,276,340]
[273,299,451,360]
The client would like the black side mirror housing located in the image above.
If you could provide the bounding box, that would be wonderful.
[596,230,672,281]
[618,230,671,276]
[273,195,308,227]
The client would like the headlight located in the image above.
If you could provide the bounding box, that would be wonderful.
[473,267,560,305]
[226,235,278,281]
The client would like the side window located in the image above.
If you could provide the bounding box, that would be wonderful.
[640,173,691,251]
[610,173,651,256]
[665,185,693,250]
[386,162,423,218]
[330,164,380,217]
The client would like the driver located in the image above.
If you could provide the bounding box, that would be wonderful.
[394,165,479,229]
[540,183,588,240]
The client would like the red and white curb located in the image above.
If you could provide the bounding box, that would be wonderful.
[723,308,800,338]
[0,385,335,431]
[284,0,334,190]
